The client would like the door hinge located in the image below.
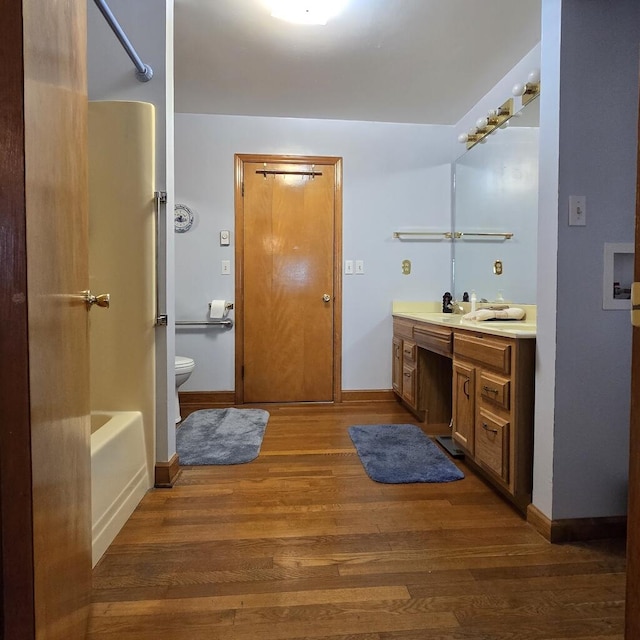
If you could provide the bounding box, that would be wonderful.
[241,365,245,380]
[241,182,244,197]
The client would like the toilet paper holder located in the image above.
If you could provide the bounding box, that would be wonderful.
[208,301,234,312]
[175,301,235,328]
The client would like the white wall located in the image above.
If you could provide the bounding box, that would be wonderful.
[174,115,453,391]
[533,0,562,519]
[540,0,639,519]
[87,0,176,463]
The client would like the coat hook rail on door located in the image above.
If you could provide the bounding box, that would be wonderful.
[256,163,322,178]
[93,0,154,82]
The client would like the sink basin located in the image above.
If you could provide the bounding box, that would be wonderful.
[471,321,537,332]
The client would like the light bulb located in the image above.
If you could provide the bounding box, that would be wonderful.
[528,68,541,84]
[476,116,488,129]
[512,83,525,97]
[457,133,469,143]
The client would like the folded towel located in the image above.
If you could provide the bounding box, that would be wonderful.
[462,307,526,322]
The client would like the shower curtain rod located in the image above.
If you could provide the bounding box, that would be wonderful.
[93,0,153,82]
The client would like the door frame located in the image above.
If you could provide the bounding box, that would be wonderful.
[625,82,640,638]
[234,154,343,405]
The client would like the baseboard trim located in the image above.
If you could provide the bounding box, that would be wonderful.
[180,390,396,408]
[154,453,181,488]
[527,503,627,543]
[179,391,236,421]
[340,389,396,402]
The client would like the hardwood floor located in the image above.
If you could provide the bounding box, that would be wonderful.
[88,402,626,639]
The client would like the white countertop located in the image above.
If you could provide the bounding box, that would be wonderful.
[392,302,537,339]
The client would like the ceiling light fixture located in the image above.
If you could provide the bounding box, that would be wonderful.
[267,0,348,25]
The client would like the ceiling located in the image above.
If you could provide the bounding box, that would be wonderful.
[174,0,541,125]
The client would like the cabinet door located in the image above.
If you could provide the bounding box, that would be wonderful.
[392,336,402,395]
[452,361,475,453]
[476,408,510,483]
[402,364,417,409]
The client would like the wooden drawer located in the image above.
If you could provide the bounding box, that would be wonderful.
[476,409,510,483]
[454,333,511,374]
[393,317,414,340]
[414,324,452,357]
[479,371,510,411]
[402,339,416,364]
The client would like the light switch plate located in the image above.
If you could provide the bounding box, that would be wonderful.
[355,260,364,274]
[344,260,354,274]
[569,195,586,226]
[220,230,230,246]
[221,259,231,275]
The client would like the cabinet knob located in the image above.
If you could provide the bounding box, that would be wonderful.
[482,385,498,395]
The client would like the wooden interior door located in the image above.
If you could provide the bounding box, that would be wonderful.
[625,79,640,639]
[1,1,92,637]
[236,156,342,404]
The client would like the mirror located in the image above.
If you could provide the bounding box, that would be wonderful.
[453,98,539,304]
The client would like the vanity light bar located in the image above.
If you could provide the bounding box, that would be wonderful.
[458,98,514,150]
[512,69,541,106]
[457,68,541,150]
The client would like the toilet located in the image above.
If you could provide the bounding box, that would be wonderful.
[175,356,195,423]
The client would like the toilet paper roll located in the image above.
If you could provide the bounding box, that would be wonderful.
[209,299,228,319]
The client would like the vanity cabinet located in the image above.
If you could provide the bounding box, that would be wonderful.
[392,313,535,511]
[392,318,452,426]
[392,318,419,414]
[452,332,535,510]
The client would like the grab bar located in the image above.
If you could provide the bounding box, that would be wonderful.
[154,191,168,326]
[176,319,234,328]
[93,0,153,82]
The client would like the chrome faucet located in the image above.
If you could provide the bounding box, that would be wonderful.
[446,299,465,314]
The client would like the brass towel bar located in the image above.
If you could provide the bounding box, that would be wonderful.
[393,231,513,240]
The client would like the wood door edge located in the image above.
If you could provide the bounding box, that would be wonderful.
[234,155,245,404]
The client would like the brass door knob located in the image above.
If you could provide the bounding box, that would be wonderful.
[83,290,110,308]
[322,294,331,302]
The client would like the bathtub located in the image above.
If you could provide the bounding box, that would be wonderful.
[91,411,149,567]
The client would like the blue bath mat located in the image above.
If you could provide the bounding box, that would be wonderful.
[177,408,269,465]
[348,424,464,483]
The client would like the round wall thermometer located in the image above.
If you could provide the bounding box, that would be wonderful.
[174,204,194,233]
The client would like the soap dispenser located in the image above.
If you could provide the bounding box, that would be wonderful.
[471,290,477,314]
[442,291,453,313]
